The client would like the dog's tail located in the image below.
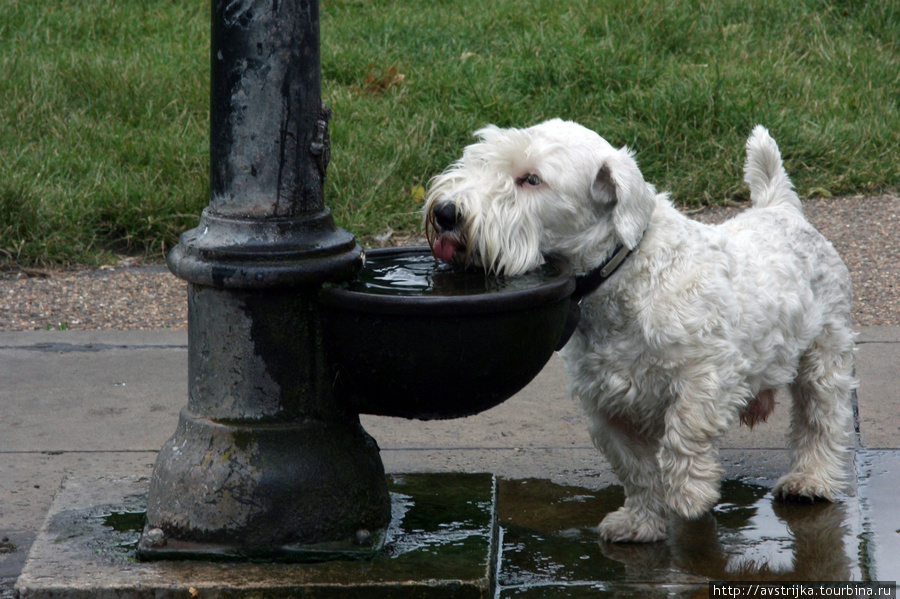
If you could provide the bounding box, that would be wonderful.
[744,125,802,212]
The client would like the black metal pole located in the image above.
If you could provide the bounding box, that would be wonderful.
[139,0,391,559]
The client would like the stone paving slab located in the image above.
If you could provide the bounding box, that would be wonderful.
[15,474,498,599]
[0,346,184,453]
[0,453,157,585]
[855,327,900,449]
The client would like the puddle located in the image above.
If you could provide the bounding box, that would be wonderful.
[497,477,863,596]
[42,489,151,567]
[101,510,146,534]
[379,472,496,577]
[98,510,146,552]
[857,450,900,580]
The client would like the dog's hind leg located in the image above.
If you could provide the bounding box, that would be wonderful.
[774,324,855,502]
[590,415,669,542]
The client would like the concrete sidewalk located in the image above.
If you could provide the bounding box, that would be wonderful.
[2,327,899,594]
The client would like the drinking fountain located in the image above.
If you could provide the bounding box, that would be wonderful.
[137,0,573,560]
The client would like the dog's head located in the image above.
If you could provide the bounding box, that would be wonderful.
[424,119,659,276]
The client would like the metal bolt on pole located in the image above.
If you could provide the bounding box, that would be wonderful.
[138,0,391,559]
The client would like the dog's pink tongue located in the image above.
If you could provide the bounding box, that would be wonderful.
[433,237,459,263]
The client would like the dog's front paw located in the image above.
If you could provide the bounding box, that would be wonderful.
[665,479,720,520]
[773,472,838,503]
[597,507,667,543]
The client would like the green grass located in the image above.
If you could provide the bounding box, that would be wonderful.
[0,0,208,266]
[2,0,899,266]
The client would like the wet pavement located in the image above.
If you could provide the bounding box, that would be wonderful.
[12,469,894,598]
[2,329,899,596]
[856,451,900,583]
[497,478,864,596]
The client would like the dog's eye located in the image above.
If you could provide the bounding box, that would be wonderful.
[517,173,542,187]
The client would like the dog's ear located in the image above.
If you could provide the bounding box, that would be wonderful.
[590,148,654,249]
[590,164,618,205]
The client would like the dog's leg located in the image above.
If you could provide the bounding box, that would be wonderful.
[590,415,669,542]
[774,324,855,502]
[658,373,734,521]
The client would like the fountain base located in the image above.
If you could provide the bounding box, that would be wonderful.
[15,473,497,599]
[139,409,390,562]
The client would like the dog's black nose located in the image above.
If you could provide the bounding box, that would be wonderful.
[433,201,461,231]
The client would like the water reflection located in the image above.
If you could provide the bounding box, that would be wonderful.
[498,478,860,593]
[655,489,853,581]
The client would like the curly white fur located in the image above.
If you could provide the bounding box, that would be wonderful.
[424,120,856,542]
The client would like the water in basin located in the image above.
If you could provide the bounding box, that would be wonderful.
[346,250,562,296]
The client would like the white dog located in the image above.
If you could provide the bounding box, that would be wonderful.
[424,119,856,542]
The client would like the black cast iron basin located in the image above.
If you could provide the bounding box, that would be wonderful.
[318,247,575,420]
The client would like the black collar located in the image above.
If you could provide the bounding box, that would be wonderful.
[571,237,641,302]
[555,234,644,351]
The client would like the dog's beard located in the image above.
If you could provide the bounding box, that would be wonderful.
[425,203,546,275]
